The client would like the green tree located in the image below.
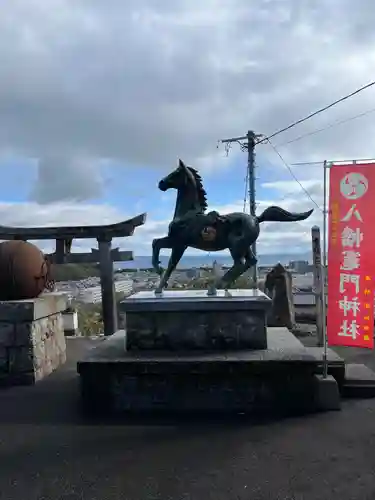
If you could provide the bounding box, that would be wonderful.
[52,264,100,281]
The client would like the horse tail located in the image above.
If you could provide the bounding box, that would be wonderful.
[256,206,314,224]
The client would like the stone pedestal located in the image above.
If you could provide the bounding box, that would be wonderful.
[120,289,272,351]
[0,293,68,386]
[77,328,345,416]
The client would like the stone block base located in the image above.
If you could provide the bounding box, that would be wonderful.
[0,293,68,386]
[314,375,341,411]
[81,371,321,415]
[120,289,271,351]
[341,363,375,398]
[77,329,345,416]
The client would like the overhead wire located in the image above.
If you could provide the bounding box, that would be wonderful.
[240,80,375,214]
[291,158,375,166]
[255,80,375,145]
[275,107,375,148]
[266,139,322,212]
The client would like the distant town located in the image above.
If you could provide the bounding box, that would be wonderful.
[54,259,318,307]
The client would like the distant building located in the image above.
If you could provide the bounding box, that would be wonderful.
[77,279,134,304]
[289,260,310,274]
[292,273,314,291]
[186,267,201,279]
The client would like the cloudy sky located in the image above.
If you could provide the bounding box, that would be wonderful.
[1,0,375,258]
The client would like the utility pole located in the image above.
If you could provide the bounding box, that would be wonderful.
[247,130,257,270]
[220,130,263,284]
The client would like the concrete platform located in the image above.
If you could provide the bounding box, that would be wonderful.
[4,337,375,499]
[342,363,375,398]
[77,328,345,416]
[120,289,272,351]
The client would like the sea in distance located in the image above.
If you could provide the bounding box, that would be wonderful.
[116,252,312,270]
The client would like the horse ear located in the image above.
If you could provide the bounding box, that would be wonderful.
[179,159,187,169]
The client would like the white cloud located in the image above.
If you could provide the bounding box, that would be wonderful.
[30,156,104,203]
[0,201,122,227]
[1,0,375,170]
[0,0,373,254]
[260,179,321,194]
[0,200,169,256]
[0,189,321,258]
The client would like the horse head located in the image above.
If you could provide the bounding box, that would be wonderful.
[158,159,196,192]
[158,160,208,216]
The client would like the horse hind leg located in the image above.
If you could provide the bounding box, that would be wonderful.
[216,247,247,292]
[244,247,258,287]
[244,247,257,268]
[217,247,258,292]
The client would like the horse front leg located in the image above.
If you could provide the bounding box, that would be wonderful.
[155,245,187,295]
[152,236,172,275]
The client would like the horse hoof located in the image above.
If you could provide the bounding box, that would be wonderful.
[154,288,163,296]
[224,289,232,297]
[207,285,217,296]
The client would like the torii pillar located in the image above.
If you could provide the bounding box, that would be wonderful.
[98,235,118,336]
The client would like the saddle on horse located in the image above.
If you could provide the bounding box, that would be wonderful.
[200,211,226,241]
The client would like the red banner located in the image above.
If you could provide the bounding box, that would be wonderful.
[327,163,375,348]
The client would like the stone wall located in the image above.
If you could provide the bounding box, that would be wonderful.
[0,293,68,386]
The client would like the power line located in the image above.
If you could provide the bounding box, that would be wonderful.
[266,139,322,212]
[291,157,375,166]
[276,107,375,148]
[255,80,375,145]
[218,80,375,264]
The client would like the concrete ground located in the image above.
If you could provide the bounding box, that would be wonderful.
[294,323,375,370]
[1,335,375,500]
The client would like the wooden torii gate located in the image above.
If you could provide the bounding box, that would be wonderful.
[0,213,147,336]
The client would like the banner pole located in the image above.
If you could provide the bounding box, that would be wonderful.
[321,160,328,378]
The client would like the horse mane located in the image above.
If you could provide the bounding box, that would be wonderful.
[187,167,208,211]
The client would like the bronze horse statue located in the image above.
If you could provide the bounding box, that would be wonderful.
[152,159,313,294]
